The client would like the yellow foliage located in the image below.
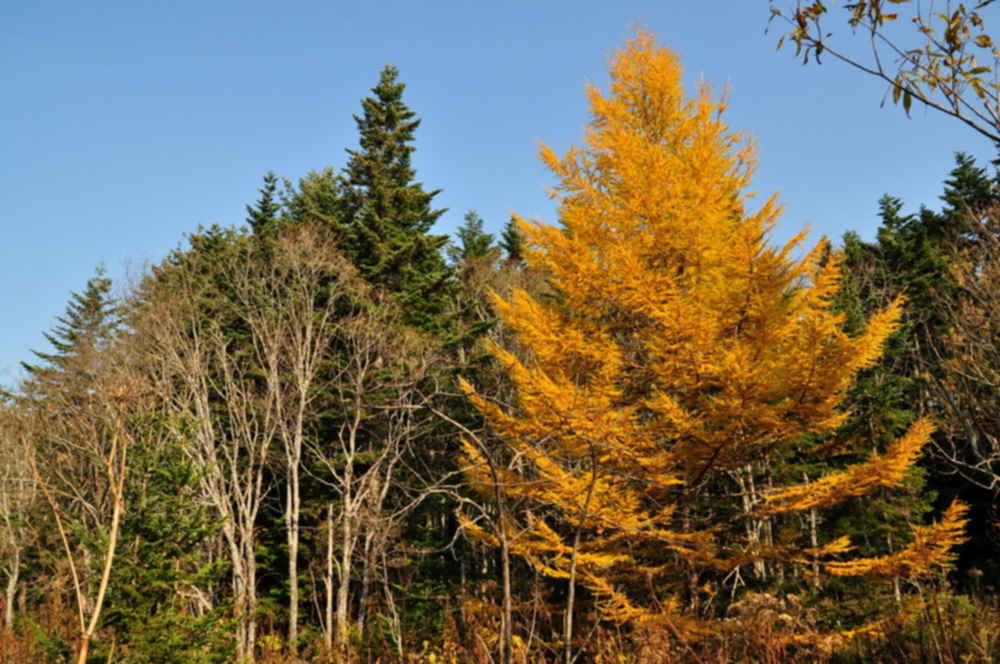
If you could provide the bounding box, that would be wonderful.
[826,500,968,578]
[461,29,964,648]
[761,417,934,514]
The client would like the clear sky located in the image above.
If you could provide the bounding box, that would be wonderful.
[3,1,996,384]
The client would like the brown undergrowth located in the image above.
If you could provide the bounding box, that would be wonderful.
[0,590,998,663]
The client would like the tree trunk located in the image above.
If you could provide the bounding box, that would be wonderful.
[324,503,335,651]
[499,520,513,664]
[747,468,766,580]
[77,490,124,664]
[336,512,353,648]
[76,634,91,664]
[564,457,598,664]
[286,469,300,654]
[809,507,820,588]
[356,532,372,634]
[564,529,581,664]
[888,533,901,604]
[247,563,257,662]
[5,549,19,630]
[231,534,258,663]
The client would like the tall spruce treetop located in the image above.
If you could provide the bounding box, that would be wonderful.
[872,155,999,338]
[341,65,449,331]
[245,171,281,237]
[22,266,118,390]
[499,215,524,263]
[939,152,998,227]
[447,210,495,265]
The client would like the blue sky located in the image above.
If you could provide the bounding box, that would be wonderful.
[2,1,995,383]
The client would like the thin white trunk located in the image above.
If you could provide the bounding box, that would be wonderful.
[747,468,766,580]
[77,482,124,664]
[324,503,335,651]
[809,506,820,587]
[889,533,901,604]
[336,510,354,648]
[499,518,513,664]
[4,549,18,630]
[247,560,257,661]
[286,463,300,653]
[356,532,372,634]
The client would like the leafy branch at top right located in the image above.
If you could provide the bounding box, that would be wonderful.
[770,0,1000,143]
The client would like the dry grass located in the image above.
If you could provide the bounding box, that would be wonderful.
[0,590,998,663]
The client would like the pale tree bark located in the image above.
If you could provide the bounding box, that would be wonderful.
[4,549,17,631]
[19,355,148,664]
[928,206,1000,492]
[137,226,369,661]
[324,502,335,650]
[137,245,275,662]
[0,409,35,632]
[564,449,598,664]
[228,226,355,655]
[308,297,441,654]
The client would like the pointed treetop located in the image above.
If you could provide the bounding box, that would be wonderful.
[500,215,524,263]
[940,152,997,223]
[22,265,118,387]
[461,30,959,641]
[246,171,282,236]
[339,64,450,331]
[345,65,424,198]
[448,210,496,264]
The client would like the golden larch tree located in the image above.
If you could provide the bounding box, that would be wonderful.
[460,30,966,653]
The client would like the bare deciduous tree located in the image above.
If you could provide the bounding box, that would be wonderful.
[310,296,440,652]
[228,226,360,654]
[0,406,37,631]
[929,205,1000,492]
[136,226,378,661]
[136,235,277,662]
[22,347,149,664]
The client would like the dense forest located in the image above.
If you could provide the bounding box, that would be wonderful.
[4,18,1000,664]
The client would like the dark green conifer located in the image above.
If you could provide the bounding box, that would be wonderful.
[246,171,282,236]
[284,168,344,233]
[940,152,998,225]
[499,216,523,263]
[447,210,495,264]
[100,440,231,664]
[835,152,1000,589]
[340,65,450,331]
[22,265,118,387]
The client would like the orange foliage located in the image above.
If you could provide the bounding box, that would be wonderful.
[461,30,965,644]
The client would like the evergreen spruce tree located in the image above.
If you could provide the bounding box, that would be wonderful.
[246,171,282,237]
[499,215,524,263]
[284,167,344,233]
[340,65,450,331]
[22,266,118,390]
[99,439,231,664]
[845,155,999,406]
[447,210,495,264]
[836,155,999,431]
[836,152,1000,587]
[871,154,998,341]
[939,152,998,228]
[444,210,499,355]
